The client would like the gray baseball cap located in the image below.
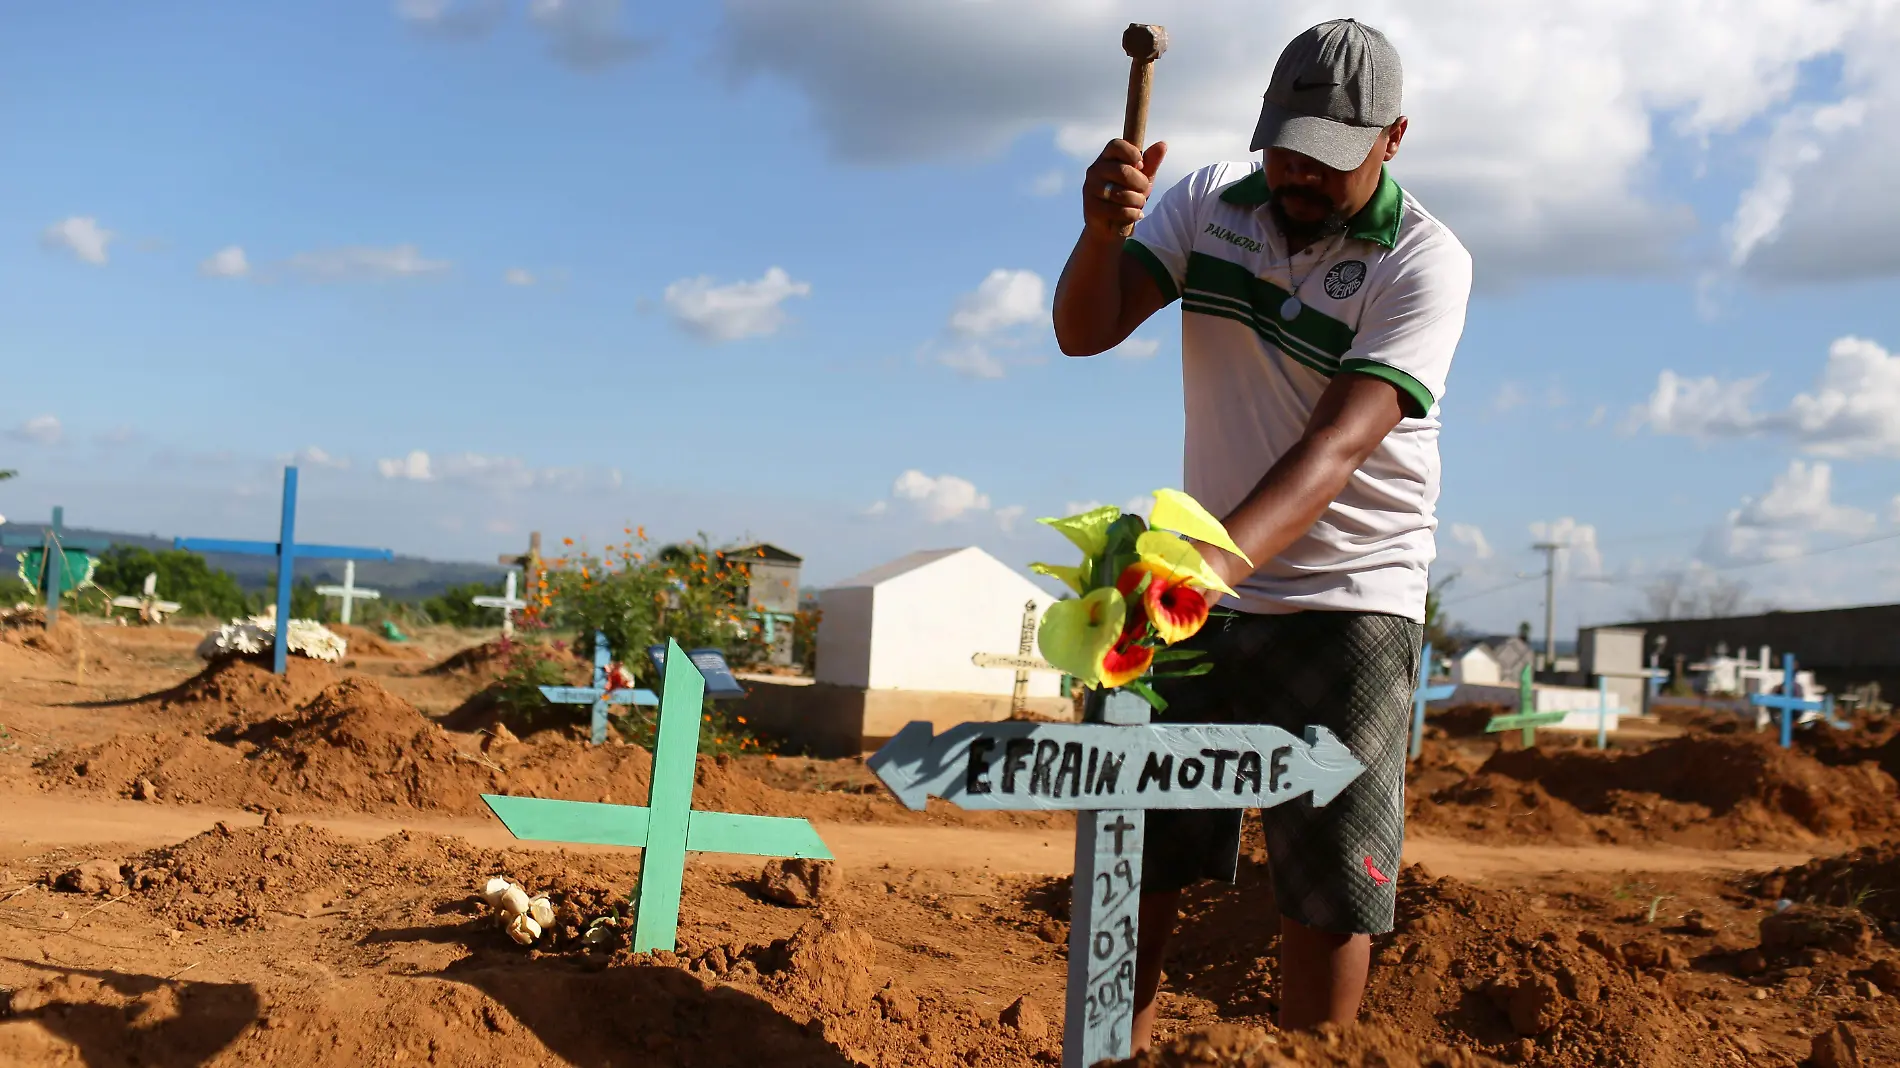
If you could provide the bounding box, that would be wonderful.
[1250,19,1403,172]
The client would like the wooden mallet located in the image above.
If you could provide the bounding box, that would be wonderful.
[1119,23,1169,236]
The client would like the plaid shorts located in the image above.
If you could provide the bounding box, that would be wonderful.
[1140,609,1420,935]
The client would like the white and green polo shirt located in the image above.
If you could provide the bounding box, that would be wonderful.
[1127,162,1472,623]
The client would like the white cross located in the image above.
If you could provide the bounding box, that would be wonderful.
[473,572,528,637]
[111,572,182,624]
[315,560,380,624]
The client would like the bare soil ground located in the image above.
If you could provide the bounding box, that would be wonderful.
[1,619,1895,1067]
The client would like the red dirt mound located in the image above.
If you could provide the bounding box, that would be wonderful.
[425,639,520,679]
[41,679,1070,830]
[329,623,422,659]
[0,610,85,656]
[1747,842,1900,928]
[1152,860,1744,1067]
[1476,734,1900,844]
[133,654,338,728]
[1113,1021,1500,1067]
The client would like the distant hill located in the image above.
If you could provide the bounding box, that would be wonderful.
[2,522,509,600]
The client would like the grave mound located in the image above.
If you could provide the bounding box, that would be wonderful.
[1112,1021,1501,1067]
[425,639,519,679]
[328,623,420,659]
[1480,735,1900,841]
[135,653,337,727]
[0,608,84,656]
[1748,842,1900,927]
[1147,862,1718,1067]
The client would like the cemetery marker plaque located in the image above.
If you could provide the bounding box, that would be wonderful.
[869,688,1366,1067]
[174,466,393,674]
[485,638,832,953]
[647,645,747,700]
[541,629,658,745]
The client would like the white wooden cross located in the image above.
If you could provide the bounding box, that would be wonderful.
[971,599,1061,715]
[111,572,182,624]
[472,572,528,637]
[315,559,380,625]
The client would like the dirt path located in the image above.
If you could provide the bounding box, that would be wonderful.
[0,792,1815,880]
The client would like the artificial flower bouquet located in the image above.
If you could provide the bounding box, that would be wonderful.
[1031,489,1253,710]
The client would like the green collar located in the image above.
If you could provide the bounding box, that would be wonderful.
[1218,166,1404,249]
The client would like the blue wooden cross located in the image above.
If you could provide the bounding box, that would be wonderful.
[542,630,659,745]
[173,466,393,674]
[2,507,110,626]
[1409,642,1457,760]
[1748,653,1840,749]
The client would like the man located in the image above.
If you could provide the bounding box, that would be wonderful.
[1051,18,1471,1045]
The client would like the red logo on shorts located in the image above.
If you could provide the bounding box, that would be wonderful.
[1363,856,1390,886]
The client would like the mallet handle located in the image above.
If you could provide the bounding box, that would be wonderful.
[1123,57,1153,148]
[1120,57,1154,237]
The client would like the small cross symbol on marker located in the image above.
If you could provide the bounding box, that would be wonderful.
[1105,815,1136,855]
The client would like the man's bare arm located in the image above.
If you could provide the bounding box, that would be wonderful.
[1053,139,1173,356]
[1202,373,1410,587]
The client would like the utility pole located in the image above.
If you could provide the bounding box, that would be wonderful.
[1532,541,1565,670]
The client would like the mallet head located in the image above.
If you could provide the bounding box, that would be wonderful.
[1123,23,1168,61]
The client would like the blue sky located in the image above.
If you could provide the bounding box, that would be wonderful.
[4,2,1900,640]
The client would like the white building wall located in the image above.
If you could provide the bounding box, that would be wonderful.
[863,549,1059,696]
[814,586,875,688]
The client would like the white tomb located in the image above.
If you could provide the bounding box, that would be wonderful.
[739,547,1069,754]
[816,546,1061,697]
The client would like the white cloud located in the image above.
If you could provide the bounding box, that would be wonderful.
[9,415,63,445]
[41,217,112,265]
[395,0,505,37]
[890,470,990,522]
[290,244,450,280]
[1113,337,1160,360]
[994,505,1026,532]
[1491,382,1528,414]
[199,245,250,279]
[663,266,812,342]
[1727,98,1868,269]
[933,344,1007,380]
[718,1,1896,278]
[934,268,1046,377]
[1450,523,1493,560]
[378,450,433,481]
[376,449,592,492]
[528,0,651,68]
[285,446,350,470]
[1529,517,1603,578]
[949,268,1045,337]
[1029,169,1067,197]
[1635,336,1900,457]
[504,267,535,286]
[1707,459,1876,561]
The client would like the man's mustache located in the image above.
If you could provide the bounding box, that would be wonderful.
[1269,186,1339,214]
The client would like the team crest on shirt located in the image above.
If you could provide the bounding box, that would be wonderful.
[1323,260,1368,299]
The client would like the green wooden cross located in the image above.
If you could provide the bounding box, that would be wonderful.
[481,638,831,953]
[1484,664,1567,746]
